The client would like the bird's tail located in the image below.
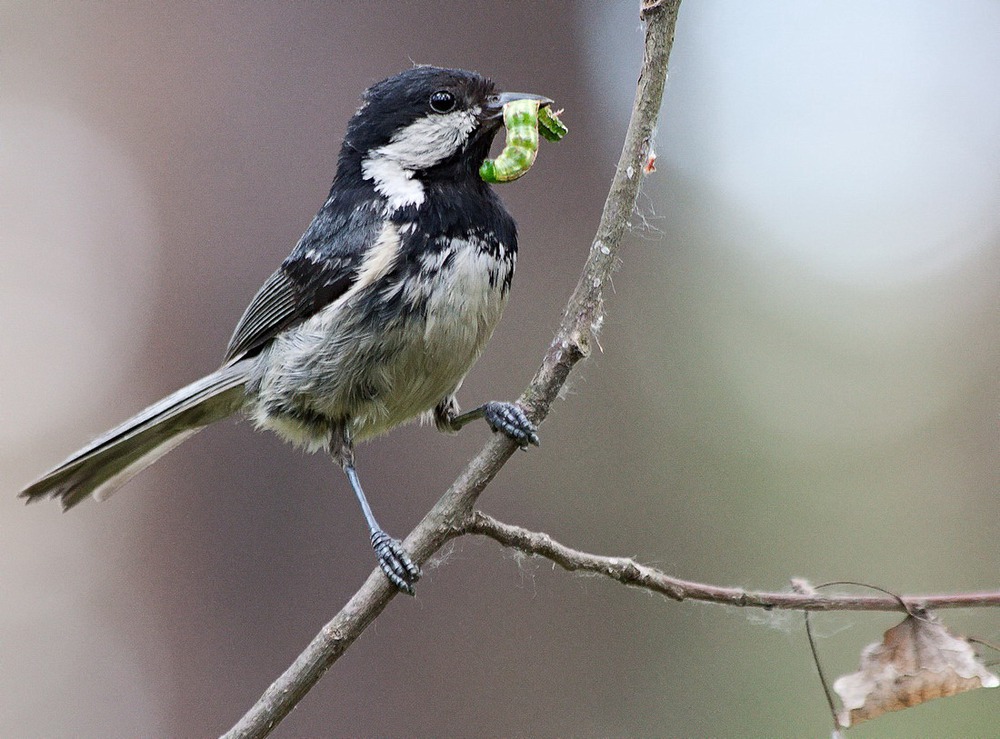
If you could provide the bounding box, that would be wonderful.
[20,362,251,510]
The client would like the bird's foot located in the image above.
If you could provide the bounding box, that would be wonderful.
[371,529,421,595]
[482,401,540,448]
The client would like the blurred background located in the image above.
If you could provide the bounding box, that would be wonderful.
[3,1,998,736]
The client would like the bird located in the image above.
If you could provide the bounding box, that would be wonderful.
[20,66,553,595]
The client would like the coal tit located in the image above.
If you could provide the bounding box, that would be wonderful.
[21,66,553,595]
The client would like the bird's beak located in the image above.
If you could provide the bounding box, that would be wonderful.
[485,91,555,119]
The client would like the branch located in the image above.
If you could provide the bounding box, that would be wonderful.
[222,2,684,737]
[464,511,1000,612]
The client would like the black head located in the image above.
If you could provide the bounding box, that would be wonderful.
[335,66,550,210]
[345,67,496,155]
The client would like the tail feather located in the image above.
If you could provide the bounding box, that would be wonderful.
[20,362,250,509]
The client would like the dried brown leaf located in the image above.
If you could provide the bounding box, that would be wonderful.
[833,614,999,728]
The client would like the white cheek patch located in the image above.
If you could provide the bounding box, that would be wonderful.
[361,107,480,211]
[379,108,479,170]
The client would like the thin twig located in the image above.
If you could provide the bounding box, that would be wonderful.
[464,511,1000,612]
[222,2,684,737]
[803,611,839,729]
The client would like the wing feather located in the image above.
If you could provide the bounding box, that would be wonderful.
[224,269,301,361]
[223,197,383,362]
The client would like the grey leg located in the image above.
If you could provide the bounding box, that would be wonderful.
[336,429,420,594]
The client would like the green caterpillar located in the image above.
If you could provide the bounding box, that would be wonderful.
[480,100,567,184]
[538,104,569,142]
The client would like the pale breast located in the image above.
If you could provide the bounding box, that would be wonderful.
[359,237,515,435]
[249,234,515,445]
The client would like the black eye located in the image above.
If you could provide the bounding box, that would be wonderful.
[429,90,456,113]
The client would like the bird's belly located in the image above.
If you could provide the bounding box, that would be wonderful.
[248,248,511,448]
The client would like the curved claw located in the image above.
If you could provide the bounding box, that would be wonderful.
[371,530,421,595]
[482,401,540,448]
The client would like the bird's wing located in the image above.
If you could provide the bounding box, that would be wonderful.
[224,199,385,362]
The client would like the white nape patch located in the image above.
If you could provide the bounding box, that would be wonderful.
[361,108,479,211]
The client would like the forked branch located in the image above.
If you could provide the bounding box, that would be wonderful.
[222,2,997,737]
[223,3,682,736]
